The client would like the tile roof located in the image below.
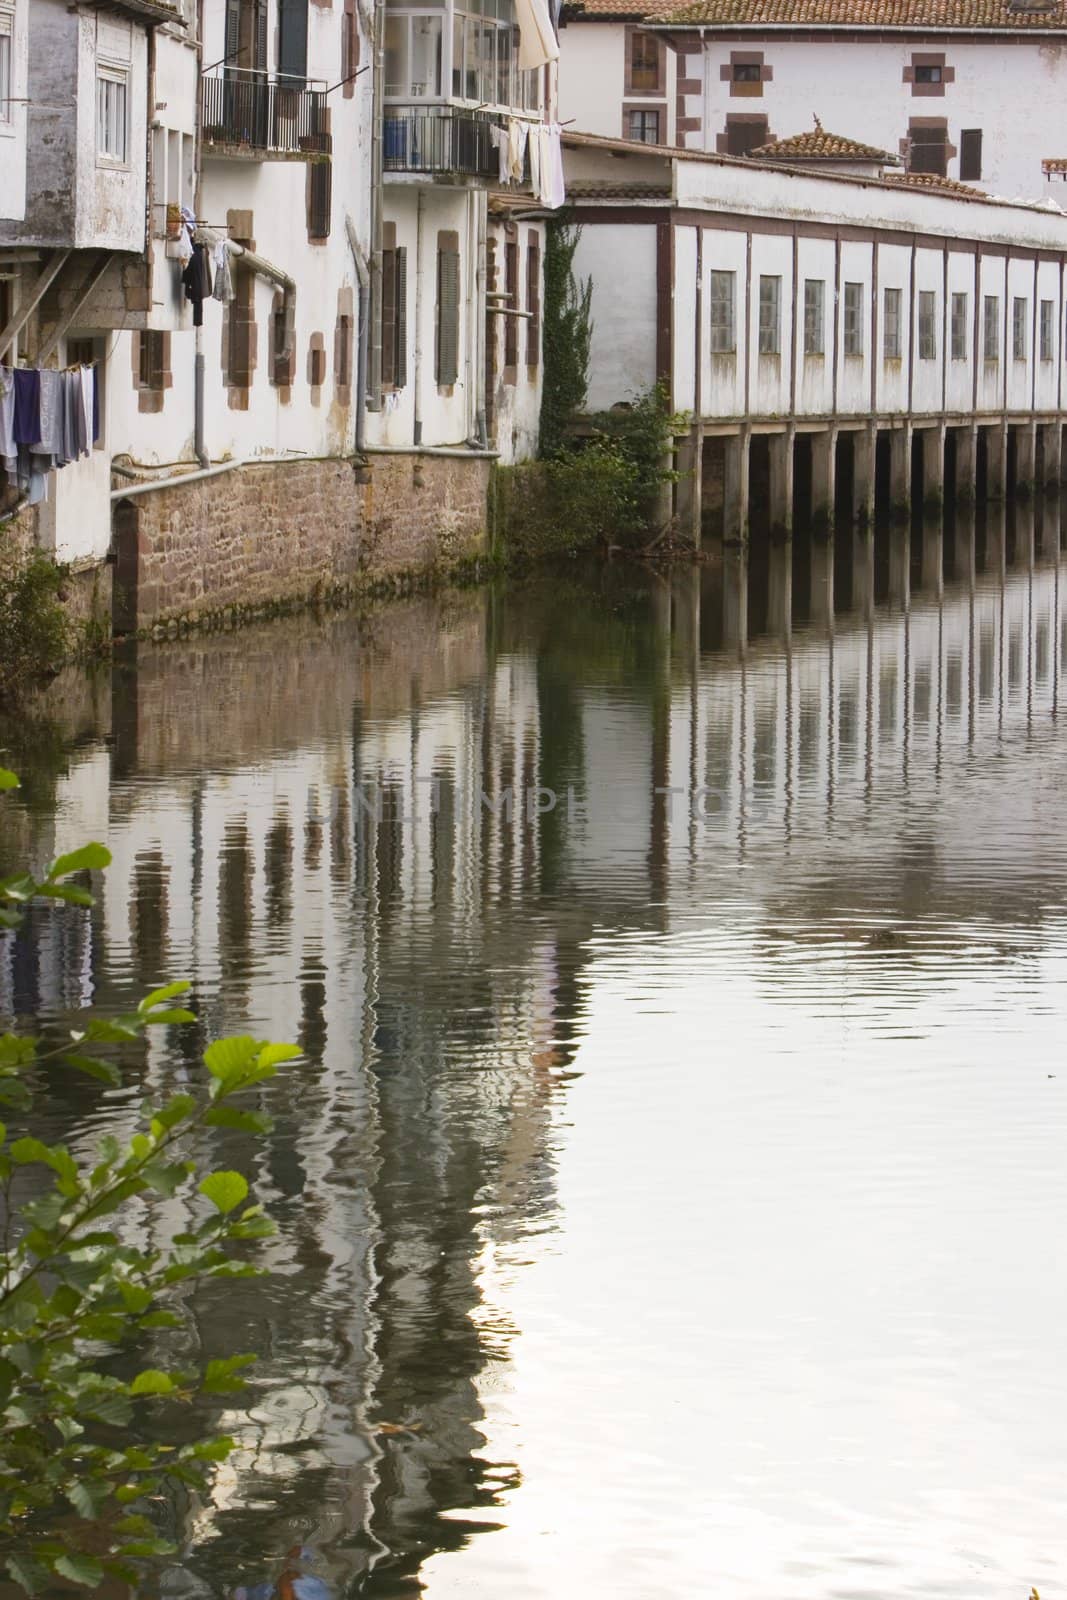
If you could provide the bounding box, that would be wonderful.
[750,123,896,160]
[567,180,674,196]
[1042,157,1067,173]
[561,0,693,17]
[882,169,985,194]
[643,0,1065,27]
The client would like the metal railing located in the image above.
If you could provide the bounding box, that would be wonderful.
[201,69,329,158]
[382,107,502,180]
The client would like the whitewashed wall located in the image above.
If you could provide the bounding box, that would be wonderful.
[578,221,659,411]
[558,21,676,146]
[76,11,149,251]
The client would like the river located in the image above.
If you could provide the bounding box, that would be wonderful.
[2,501,1066,1598]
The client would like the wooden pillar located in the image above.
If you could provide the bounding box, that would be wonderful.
[1014,421,1037,500]
[888,528,910,610]
[984,501,1006,579]
[889,423,912,522]
[766,537,792,639]
[955,506,977,588]
[674,426,703,549]
[921,422,946,515]
[1041,422,1062,493]
[810,427,837,533]
[955,425,978,507]
[1043,491,1062,556]
[985,421,1009,501]
[1012,499,1035,568]
[722,545,748,651]
[920,521,943,599]
[767,427,795,541]
[852,425,877,528]
[723,429,750,546]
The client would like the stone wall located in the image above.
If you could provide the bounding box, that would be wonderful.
[113,452,491,633]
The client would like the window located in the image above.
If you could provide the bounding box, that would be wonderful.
[96,65,129,164]
[1012,296,1028,360]
[803,278,824,355]
[883,287,902,359]
[271,293,295,386]
[386,12,444,98]
[307,156,332,240]
[450,6,532,109]
[914,63,942,83]
[381,234,407,389]
[758,275,780,355]
[1041,298,1054,362]
[138,331,166,392]
[342,0,360,96]
[918,290,937,359]
[628,109,660,144]
[437,232,460,387]
[628,31,661,93]
[0,8,12,126]
[227,263,254,392]
[503,237,518,369]
[908,121,947,176]
[983,294,999,362]
[843,282,864,357]
[733,61,761,82]
[526,238,540,367]
[951,291,968,359]
[723,116,768,157]
[710,270,736,354]
[959,129,982,181]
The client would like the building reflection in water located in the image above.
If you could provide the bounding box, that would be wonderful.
[0,495,1064,1594]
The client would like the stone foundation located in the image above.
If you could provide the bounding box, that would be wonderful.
[113,452,491,633]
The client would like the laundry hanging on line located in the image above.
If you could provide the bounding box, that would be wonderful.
[0,364,99,508]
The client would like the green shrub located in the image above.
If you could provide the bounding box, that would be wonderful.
[539,219,593,460]
[0,559,72,703]
[0,766,295,1592]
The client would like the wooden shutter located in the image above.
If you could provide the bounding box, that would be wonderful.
[436,244,459,386]
[381,246,396,387]
[909,122,947,175]
[504,240,518,368]
[254,0,268,71]
[224,0,240,66]
[526,239,540,367]
[278,0,308,84]
[307,157,332,239]
[395,247,408,389]
[959,128,982,181]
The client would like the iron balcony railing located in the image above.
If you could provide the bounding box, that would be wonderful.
[383,106,503,181]
[201,69,329,159]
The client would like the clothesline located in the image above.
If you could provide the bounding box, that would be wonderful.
[0,363,99,508]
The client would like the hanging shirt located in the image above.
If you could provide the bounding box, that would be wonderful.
[510,120,530,182]
[539,123,566,209]
[35,369,63,456]
[490,125,509,185]
[79,367,94,456]
[0,368,16,479]
[212,239,235,303]
[182,243,213,327]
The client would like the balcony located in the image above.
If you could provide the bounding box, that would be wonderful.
[200,70,329,161]
[383,106,502,182]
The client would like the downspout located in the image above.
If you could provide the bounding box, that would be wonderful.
[346,215,370,453]
[194,0,208,465]
[474,188,488,449]
[367,0,385,409]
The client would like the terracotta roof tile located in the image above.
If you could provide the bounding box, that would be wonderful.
[882,169,985,194]
[750,124,895,160]
[1042,157,1067,173]
[567,180,674,195]
[643,0,1064,27]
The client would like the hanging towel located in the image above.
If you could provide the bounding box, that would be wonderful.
[514,0,559,69]
[490,124,509,184]
[62,368,80,464]
[528,124,541,199]
[539,123,566,209]
[79,367,94,457]
[12,368,41,446]
[511,120,530,182]
[0,368,16,479]
[35,369,63,456]
[212,238,234,303]
[177,204,196,266]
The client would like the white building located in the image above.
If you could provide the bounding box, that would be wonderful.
[559,0,1067,202]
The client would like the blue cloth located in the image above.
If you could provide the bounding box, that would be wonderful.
[12,368,41,446]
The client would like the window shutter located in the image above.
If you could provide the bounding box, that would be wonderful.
[959,128,982,181]
[526,240,540,367]
[381,247,396,387]
[395,247,408,389]
[308,157,332,239]
[436,247,459,386]
[254,0,268,71]
[503,240,518,368]
[278,0,309,84]
[224,0,240,66]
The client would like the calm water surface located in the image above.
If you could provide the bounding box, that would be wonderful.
[3,503,1067,1599]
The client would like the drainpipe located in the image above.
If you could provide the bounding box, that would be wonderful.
[367,0,385,410]
[474,188,488,449]
[413,190,424,446]
[193,0,208,466]
[346,215,370,454]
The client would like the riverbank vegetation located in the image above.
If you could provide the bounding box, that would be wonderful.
[0,767,294,1592]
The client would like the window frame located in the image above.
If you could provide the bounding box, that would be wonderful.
[709,268,736,355]
[626,107,661,144]
[917,289,937,360]
[803,278,824,356]
[758,274,781,356]
[0,6,14,130]
[883,286,902,360]
[1040,298,1054,363]
[959,128,982,182]
[626,28,662,95]
[950,291,968,360]
[983,294,1000,363]
[843,281,864,358]
[1012,295,1028,362]
[96,60,130,168]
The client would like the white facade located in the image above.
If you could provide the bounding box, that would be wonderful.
[0,0,28,222]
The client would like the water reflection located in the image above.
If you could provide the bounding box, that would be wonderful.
[2,498,1067,1597]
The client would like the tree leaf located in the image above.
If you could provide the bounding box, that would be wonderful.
[129,1369,176,1396]
[198,1171,249,1214]
[203,1037,260,1080]
[53,1554,104,1587]
[47,843,111,879]
[203,1105,274,1135]
[0,769,19,791]
[137,980,192,1014]
[61,1053,121,1087]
